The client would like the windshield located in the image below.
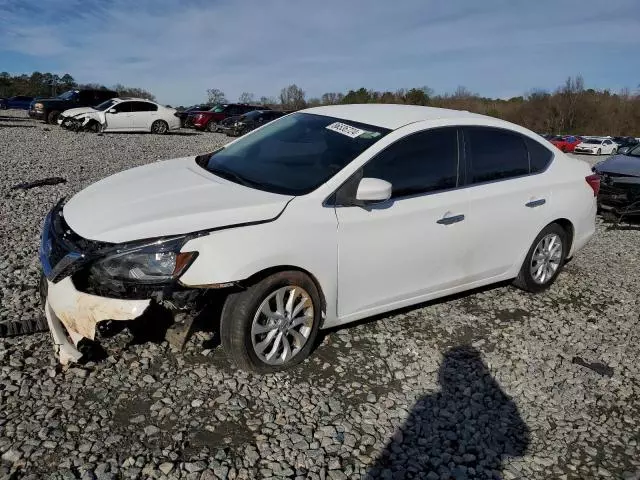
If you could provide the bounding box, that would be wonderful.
[242,111,262,120]
[57,90,77,100]
[628,144,640,157]
[583,139,602,144]
[202,112,390,195]
[95,99,117,111]
[211,104,227,113]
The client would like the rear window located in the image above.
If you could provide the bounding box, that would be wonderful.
[525,138,554,173]
[466,127,530,183]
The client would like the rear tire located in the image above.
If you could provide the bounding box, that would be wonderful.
[47,110,60,124]
[220,271,322,373]
[206,120,218,132]
[513,223,568,293]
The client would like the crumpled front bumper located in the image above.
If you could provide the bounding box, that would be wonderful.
[44,276,150,365]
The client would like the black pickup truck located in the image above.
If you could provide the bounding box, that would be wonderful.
[30,89,118,124]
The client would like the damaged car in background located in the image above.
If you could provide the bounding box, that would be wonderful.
[39,105,597,372]
[58,97,180,134]
[593,143,640,222]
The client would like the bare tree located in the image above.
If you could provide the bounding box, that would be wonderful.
[280,84,306,110]
[238,92,255,104]
[259,96,276,106]
[206,88,227,104]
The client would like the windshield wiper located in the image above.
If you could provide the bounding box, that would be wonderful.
[207,166,262,189]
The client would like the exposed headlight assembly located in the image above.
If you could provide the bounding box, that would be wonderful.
[89,238,197,284]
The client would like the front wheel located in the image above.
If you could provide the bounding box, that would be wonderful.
[47,110,60,124]
[220,271,322,372]
[611,148,617,155]
[597,148,602,155]
[206,120,218,132]
[513,223,568,293]
[151,120,168,134]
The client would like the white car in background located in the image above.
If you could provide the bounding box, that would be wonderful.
[574,137,618,155]
[39,104,597,371]
[58,97,180,134]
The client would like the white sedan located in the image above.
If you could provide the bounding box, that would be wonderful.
[58,97,180,134]
[574,137,618,155]
[39,104,597,371]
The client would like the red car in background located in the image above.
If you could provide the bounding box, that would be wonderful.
[550,135,583,153]
[187,103,267,132]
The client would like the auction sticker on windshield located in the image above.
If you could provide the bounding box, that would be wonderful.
[326,122,366,138]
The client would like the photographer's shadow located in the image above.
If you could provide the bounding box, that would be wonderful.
[367,346,530,479]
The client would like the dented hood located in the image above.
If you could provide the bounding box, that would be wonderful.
[61,106,97,117]
[595,154,640,177]
[63,157,293,243]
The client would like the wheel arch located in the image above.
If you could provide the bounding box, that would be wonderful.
[550,218,575,255]
[238,265,328,318]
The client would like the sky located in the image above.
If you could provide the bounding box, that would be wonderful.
[1,0,639,106]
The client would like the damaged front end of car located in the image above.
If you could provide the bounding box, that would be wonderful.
[61,113,104,133]
[595,171,640,223]
[39,200,206,364]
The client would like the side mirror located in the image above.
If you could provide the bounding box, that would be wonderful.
[108,109,117,114]
[355,178,392,204]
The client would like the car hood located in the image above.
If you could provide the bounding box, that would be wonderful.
[594,154,640,177]
[577,143,598,148]
[61,107,97,117]
[63,157,293,243]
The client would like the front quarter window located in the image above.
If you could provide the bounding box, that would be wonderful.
[201,112,390,195]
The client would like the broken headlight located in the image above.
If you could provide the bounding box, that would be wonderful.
[90,249,197,284]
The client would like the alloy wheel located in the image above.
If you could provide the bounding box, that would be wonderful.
[251,286,314,365]
[530,233,563,285]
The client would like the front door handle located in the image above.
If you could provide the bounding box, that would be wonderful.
[437,214,465,225]
[525,199,546,208]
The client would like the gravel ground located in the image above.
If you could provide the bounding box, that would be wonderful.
[1,109,639,480]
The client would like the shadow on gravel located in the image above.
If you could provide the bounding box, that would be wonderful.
[0,115,32,122]
[366,346,530,480]
[0,124,36,128]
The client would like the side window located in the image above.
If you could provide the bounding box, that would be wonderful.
[130,101,157,112]
[227,106,240,115]
[112,102,131,113]
[362,128,459,198]
[525,137,553,174]
[465,127,529,183]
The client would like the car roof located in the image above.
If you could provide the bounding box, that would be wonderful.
[301,104,489,130]
[113,97,154,103]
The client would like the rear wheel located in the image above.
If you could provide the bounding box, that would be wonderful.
[513,223,568,293]
[611,147,617,155]
[151,120,168,134]
[47,110,60,124]
[206,120,218,132]
[220,271,322,372]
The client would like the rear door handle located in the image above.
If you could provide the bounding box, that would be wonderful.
[437,214,465,225]
[525,199,546,208]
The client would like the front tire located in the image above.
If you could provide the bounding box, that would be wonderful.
[151,120,168,134]
[513,223,568,293]
[206,120,218,132]
[46,110,60,124]
[597,148,602,155]
[220,271,322,373]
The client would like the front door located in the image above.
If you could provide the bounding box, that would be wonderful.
[104,101,133,131]
[335,127,470,319]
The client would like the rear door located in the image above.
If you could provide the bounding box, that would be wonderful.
[336,127,470,318]
[130,101,158,130]
[461,127,554,281]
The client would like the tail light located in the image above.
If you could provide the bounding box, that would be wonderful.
[585,174,600,196]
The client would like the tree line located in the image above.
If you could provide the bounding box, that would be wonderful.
[209,76,640,136]
[0,72,156,102]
